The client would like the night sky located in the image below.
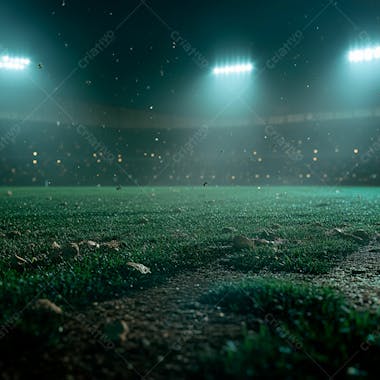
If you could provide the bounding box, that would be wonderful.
[1,1,380,116]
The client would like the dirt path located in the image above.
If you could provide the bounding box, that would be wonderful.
[6,242,379,379]
[49,241,380,379]
[265,238,380,311]
[52,265,252,379]
[312,239,380,311]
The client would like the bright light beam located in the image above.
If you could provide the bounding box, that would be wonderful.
[348,46,380,63]
[213,63,253,76]
[0,55,31,70]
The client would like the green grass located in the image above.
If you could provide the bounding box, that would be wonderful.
[0,186,379,324]
[199,278,380,378]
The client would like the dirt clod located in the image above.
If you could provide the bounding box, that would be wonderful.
[127,262,151,274]
[34,299,63,315]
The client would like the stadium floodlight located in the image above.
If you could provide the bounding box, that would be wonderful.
[0,55,31,70]
[348,46,380,63]
[213,63,253,76]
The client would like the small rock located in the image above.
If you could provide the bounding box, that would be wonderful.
[52,241,61,250]
[34,299,63,315]
[101,240,122,250]
[127,262,151,274]
[79,240,100,249]
[87,240,99,249]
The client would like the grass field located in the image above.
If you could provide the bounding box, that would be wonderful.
[0,186,379,379]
